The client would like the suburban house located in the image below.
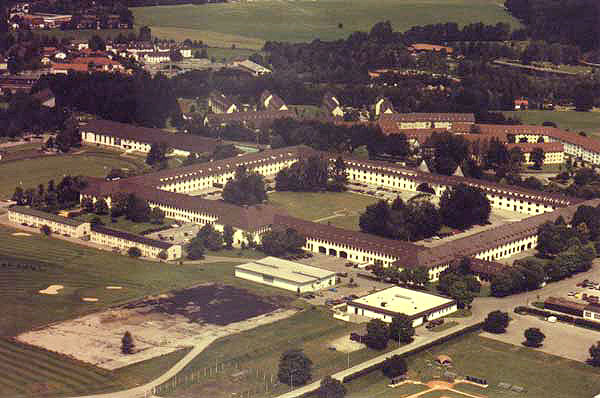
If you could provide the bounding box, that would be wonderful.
[374,96,394,117]
[322,93,344,118]
[514,98,529,110]
[208,92,239,114]
[259,90,288,111]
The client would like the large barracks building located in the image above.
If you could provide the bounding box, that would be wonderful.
[79,113,600,280]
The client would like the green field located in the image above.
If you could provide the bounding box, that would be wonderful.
[267,191,378,230]
[0,150,147,199]
[164,307,406,398]
[344,333,600,398]
[132,0,519,48]
[504,110,600,137]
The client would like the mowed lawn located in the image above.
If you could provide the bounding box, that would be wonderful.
[504,110,600,136]
[0,150,146,199]
[267,191,378,230]
[132,0,519,47]
[344,333,600,398]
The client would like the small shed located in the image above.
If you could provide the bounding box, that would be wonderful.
[436,355,453,366]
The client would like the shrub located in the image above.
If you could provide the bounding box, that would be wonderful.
[127,247,142,257]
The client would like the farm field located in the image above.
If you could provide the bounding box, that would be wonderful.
[0,149,147,199]
[343,333,600,398]
[504,110,600,137]
[163,307,406,398]
[267,191,378,230]
[131,0,520,48]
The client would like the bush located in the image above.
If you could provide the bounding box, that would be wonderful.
[127,247,142,257]
[40,225,51,236]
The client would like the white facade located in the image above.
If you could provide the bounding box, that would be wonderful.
[235,257,336,292]
[8,206,91,238]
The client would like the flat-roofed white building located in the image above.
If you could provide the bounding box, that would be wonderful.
[235,256,337,293]
[346,286,457,327]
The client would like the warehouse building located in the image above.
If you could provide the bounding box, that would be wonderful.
[234,256,337,293]
[346,286,457,327]
[8,206,91,238]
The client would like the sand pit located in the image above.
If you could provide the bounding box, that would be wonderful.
[329,334,364,353]
[12,232,31,236]
[106,286,123,290]
[18,284,295,370]
[38,285,64,295]
[82,297,99,302]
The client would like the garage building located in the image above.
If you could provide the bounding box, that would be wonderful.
[234,257,337,293]
[346,286,457,327]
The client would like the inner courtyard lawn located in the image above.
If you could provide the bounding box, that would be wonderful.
[267,191,379,230]
[132,0,519,47]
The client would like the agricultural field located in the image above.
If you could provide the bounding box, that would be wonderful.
[0,149,147,199]
[267,191,378,230]
[504,110,600,137]
[343,333,600,398]
[131,0,520,48]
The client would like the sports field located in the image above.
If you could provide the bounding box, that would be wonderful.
[132,0,519,48]
[504,110,600,137]
[268,191,379,230]
[343,333,600,398]
[0,150,147,199]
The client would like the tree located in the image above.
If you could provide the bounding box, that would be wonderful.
[381,355,407,379]
[128,247,142,257]
[194,224,224,251]
[146,142,169,167]
[447,279,475,308]
[523,328,545,347]
[222,166,267,206]
[212,144,240,160]
[483,310,510,334]
[260,228,306,256]
[139,25,152,41]
[439,184,491,229]
[41,225,51,236]
[94,198,109,215]
[88,35,106,51]
[530,147,545,169]
[589,341,600,367]
[223,225,234,249]
[278,349,312,387]
[574,85,594,112]
[121,331,134,354]
[149,207,165,224]
[187,240,205,260]
[390,315,415,344]
[365,319,389,350]
[12,187,25,205]
[316,376,346,398]
[329,156,348,192]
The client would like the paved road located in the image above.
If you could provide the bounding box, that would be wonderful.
[56,260,600,398]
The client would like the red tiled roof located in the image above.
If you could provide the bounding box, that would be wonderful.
[507,142,564,153]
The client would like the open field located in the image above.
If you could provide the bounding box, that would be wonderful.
[132,0,519,47]
[344,333,600,398]
[268,191,378,230]
[0,224,253,336]
[164,306,408,398]
[0,149,147,199]
[504,110,600,136]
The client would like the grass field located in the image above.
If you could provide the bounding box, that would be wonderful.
[267,191,378,230]
[165,306,406,398]
[343,333,600,398]
[504,110,600,136]
[0,150,147,199]
[132,0,519,48]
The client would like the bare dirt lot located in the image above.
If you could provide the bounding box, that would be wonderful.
[18,284,295,370]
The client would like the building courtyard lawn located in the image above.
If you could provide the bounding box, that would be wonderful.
[0,150,147,199]
[132,0,519,47]
[344,332,600,398]
[74,213,175,235]
[504,110,600,137]
[267,191,378,231]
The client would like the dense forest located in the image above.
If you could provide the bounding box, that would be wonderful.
[505,0,600,52]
